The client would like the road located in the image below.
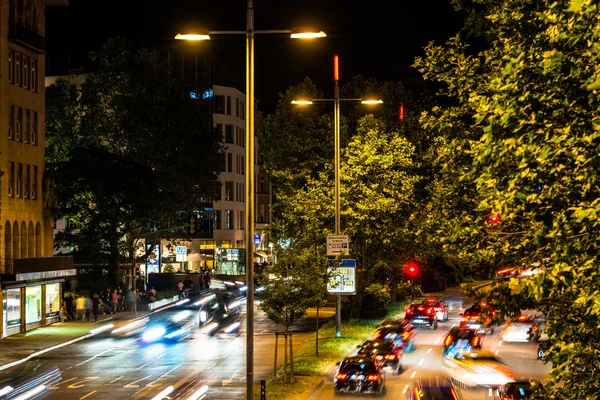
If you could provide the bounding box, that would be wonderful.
[0,291,333,400]
[310,288,552,400]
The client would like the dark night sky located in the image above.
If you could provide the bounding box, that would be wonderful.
[46,0,464,113]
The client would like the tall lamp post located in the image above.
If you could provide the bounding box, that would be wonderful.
[292,55,382,337]
[175,2,324,398]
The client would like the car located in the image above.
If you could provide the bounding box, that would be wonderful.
[537,341,550,361]
[0,364,61,400]
[374,319,416,351]
[409,379,461,400]
[501,314,542,343]
[405,304,438,330]
[140,309,196,344]
[333,356,386,396]
[442,350,515,388]
[356,339,403,374]
[422,298,449,321]
[442,327,483,357]
[193,291,242,329]
[459,303,498,334]
[496,380,540,399]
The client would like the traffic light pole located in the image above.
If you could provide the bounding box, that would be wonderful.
[334,57,342,338]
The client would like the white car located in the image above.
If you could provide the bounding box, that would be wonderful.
[442,350,515,388]
[501,314,546,343]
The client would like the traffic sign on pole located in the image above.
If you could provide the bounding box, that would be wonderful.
[327,235,350,256]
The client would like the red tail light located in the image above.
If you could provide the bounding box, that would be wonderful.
[336,373,348,380]
[472,336,481,347]
[384,354,396,360]
[435,307,442,311]
[426,308,432,315]
[444,335,453,346]
[402,332,409,341]
[367,374,378,381]
[375,331,382,339]
[406,308,412,314]
[460,317,468,322]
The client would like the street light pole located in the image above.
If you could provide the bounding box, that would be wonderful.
[245,0,255,398]
[333,55,342,338]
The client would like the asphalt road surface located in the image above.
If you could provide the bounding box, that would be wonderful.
[310,289,552,400]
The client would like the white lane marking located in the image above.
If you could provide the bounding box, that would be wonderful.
[123,375,152,389]
[427,348,432,353]
[489,388,493,397]
[410,371,417,379]
[80,390,97,399]
[498,341,503,346]
[496,350,500,355]
[418,359,424,366]
[434,339,440,344]
[109,376,123,384]
[134,362,149,371]
[49,377,77,390]
[402,384,410,394]
[75,337,139,367]
[155,352,167,360]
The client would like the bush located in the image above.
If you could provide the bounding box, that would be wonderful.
[360,283,391,319]
[163,263,174,273]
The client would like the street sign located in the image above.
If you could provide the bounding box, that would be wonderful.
[327,235,350,256]
[327,259,356,295]
[176,246,187,262]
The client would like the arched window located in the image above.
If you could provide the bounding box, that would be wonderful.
[13,221,19,259]
[28,222,34,258]
[35,222,41,257]
[20,221,27,258]
[4,221,12,273]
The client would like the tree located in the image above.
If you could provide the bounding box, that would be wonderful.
[46,38,221,286]
[413,1,600,397]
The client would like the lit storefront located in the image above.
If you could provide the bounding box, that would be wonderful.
[215,247,246,275]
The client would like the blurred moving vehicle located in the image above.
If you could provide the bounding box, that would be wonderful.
[356,339,403,374]
[374,319,416,352]
[140,309,196,344]
[111,316,149,338]
[409,379,461,400]
[495,380,540,399]
[194,291,242,330]
[459,303,499,334]
[405,304,438,330]
[0,364,61,400]
[442,350,515,388]
[422,298,449,321]
[501,314,543,343]
[333,356,386,396]
[443,327,483,357]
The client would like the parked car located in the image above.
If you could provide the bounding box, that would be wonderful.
[333,356,386,396]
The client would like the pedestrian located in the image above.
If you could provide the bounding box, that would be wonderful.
[117,288,124,312]
[84,295,93,322]
[111,290,118,314]
[203,270,210,289]
[177,280,184,299]
[59,304,69,322]
[126,290,137,314]
[92,293,100,322]
[65,293,74,320]
[75,294,86,321]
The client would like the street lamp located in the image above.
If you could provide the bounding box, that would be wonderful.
[175,2,324,398]
[291,55,382,337]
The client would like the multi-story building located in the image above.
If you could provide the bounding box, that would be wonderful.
[0,0,74,338]
[46,50,271,279]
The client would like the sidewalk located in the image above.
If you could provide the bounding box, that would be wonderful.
[0,310,146,370]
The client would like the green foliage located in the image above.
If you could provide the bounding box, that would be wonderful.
[46,38,221,282]
[162,264,174,273]
[360,283,391,319]
[415,1,600,397]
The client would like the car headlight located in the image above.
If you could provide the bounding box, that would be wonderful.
[200,311,207,322]
[142,326,166,342]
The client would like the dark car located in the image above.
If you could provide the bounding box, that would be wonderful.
[459,303,498,334]
[356,339,403,374]
[374,319,416,351]
[422,298,449,321]
[0,364,61,400]
[193,291,242,332]
[140,311,196,344]
[442,327,483,356]
[496,381,539,399]
[405,304,438,330]
[334,356,385,396]
[537,341,550,361]
[408,379,460,400]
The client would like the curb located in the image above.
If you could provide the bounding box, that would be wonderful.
[0,294,190,373]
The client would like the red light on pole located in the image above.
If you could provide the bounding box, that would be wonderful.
[406,261,418,278]
[489,214,501,224]
[399,103,404,121]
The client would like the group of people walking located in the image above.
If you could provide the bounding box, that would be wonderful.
[60,288,142,323]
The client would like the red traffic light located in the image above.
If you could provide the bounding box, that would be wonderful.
[406,261,418,277]
[489,214,501,224]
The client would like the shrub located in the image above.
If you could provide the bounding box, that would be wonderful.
[361,283,391,319]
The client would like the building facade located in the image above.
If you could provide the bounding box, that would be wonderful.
[0,0,73,338]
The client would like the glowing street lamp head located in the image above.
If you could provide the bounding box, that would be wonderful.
[175,29,211,41]
[291,99,314,105]
[290,28,327,39]
[361,99,384,105]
